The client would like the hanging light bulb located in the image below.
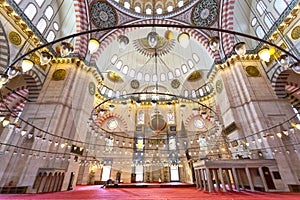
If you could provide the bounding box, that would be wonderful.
[147,31,159,48]
[88,38,100,54]
[258,46,271,62]
[208,36,220,51]
[0,74,9,85]
[21,59,34,72]
[178,32,190,48]
[2,118,10,127]
[164,30,173,41]
[58,42,74,57]
[7,66,21,79]
[40,51,53,65]
[290,62,300,74]
[277,54,289,67]
[117,35,129,49]
[234,42,246,56]
[136,100,141,107]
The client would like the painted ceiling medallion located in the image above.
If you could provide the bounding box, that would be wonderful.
[90,1,117,29]
[192,0,219,27]
[244,66,261,77]
[52,69,66,81]
[8,31,22,46]
[291,25,300,40]
[133,36,175,58]
[131,79,140,89]
[171,79,180,89]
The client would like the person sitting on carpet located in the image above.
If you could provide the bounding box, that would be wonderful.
[101,178,112,188]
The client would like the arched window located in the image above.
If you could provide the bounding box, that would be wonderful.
[35,0,45,7]
[251,17,257,27]
[274,0,288,14]
[175,68,181,77]
[192,53,200,63]
[256,1,266,15]
[53,22,59,31]
[36,18,47,34]
[264,12,275,29]
[181,64,188,74]
[160,73,166,81]
[187,60,194,69]
[129,69,135,78]
[45,6,54,20]
[256,26,265,39]
[124,1,130,9]
[110,55,118,64]
[168,71,174,80]
[115,60,122,70]
[46,30,55,42]
[24,3,37,20]
[145,73,150,82]
[14,0,22,4]
[122,65,128,75]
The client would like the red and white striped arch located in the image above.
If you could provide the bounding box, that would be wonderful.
[95,112,128,132]
[221,0,235,55]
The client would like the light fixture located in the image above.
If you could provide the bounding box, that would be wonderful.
[88,38,100,54]
[21,59,34,72]
[117,35,129,49]
[178,32,190,48]
[0,74,9,85]
[290,62,300,74]
[2,118,10,127]
[234,42,246,56]
[7,66,21,79]
[147,31,159,48]
[258,46,271,62]
[164,30,173,41]
[57,42,74,57]
[277,54,289,67]
[40,51,53,65]
[208,36,220,51]
[136,100,141,107]
[99,109,105,116]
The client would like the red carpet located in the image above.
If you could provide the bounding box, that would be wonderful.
[0,185,299,200]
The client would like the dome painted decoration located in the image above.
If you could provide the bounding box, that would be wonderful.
[8,31,22,46]
[192,0,219,27]
[90,1,117,29]
[187,70,202,81]
[244,66,261,77]
[107,71,123,82]
[52,69,67,81]
[130,79,140,89]
[291,25,300,40]
[171,79,180,89]
[133,35,175,58]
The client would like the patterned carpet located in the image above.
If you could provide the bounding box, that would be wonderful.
[0,185,300,200]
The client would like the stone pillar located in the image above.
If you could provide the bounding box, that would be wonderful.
[206,168,214,192]
[245,167,255,192]
[258,167,268,192]
[198,169,203,189]
[195,169,200,188]
[218,168,227,192]
[201,169,207,191]
[237,168,245,190]
[224,169,232,191]
[232,168,240,192]
[213,169,220,191]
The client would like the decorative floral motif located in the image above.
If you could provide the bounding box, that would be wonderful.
[171,79,180,89]
[90,1,117,28]
[192,0,219,27]
[8,31,22,46]
[131,79,140,89]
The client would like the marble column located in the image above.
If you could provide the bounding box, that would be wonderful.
[195,169,200,188]
[232,168,240,192]
[201,169,207,191]
[218,168,227,192]
[224,169,232,191]
[237,169,245,190]
[258,167,268,192]
[198,169,203,189]
[206,168,214,192]
[213,169,220,191]
[245,167,255,192]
